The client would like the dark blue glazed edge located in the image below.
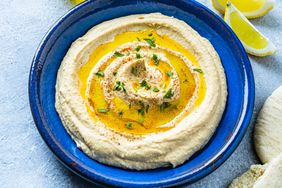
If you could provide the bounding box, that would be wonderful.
[28,0,255,187]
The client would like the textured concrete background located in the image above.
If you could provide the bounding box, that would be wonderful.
[0,0,281,187]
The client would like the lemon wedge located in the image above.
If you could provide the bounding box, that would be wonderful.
[71,0,85,5]
[224,2,276,56]
[212,0,275,18]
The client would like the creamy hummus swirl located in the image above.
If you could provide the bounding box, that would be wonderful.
[89,42,181,107]
[55,13,227,170]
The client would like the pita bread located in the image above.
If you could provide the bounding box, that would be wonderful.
[254,86,282,163]
[229,165,265,188]
[229,153,282,188]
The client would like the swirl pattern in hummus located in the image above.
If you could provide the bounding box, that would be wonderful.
[55,13,227,170]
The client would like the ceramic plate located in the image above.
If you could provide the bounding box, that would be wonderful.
[29,0,254,187]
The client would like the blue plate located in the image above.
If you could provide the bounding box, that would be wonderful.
[29,0,254,187]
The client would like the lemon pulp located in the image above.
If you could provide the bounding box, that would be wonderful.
[218,0,265,12]
[230,11,268,49]
[71,0,85,5]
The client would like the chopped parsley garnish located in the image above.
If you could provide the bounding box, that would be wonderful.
[152,54,159,65]
[135,46,141,52]
[144,38,156,47]
[118,111,123,118]
[140,80,151,90]
[136,37,141,41]
[193,68,203,74]
[113,81,126,93]
[136,53,141,59]
[138,108,145,116]
[162,83,166,89]
[148,33,153,36]
[125,122,133,129]
[160,102,171,112]
[166,71,173,78]
[131,66,137,76]
[164,88,174,99]
[137,101,146,116]
[95,71,104,77]
[137,101,149,117]
[97,108,108,113]
[113,72,117,76]
[114,51,124,57]
[183,79,188,83]
[153,87,160,92]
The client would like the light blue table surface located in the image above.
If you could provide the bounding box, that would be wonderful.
[0,0,281,187]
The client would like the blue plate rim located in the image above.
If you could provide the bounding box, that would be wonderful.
[28,0,255,187]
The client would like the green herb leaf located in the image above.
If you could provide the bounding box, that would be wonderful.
[113,81,121,91]
[152,54,159,65]
[144,38,156,47]
[138,108,145,116]
[183,79,188,83]
[131,66,137,76]
[160,102,171,112]
[114,51,124,57]
[148,33,153,36]
[135,46,141,52]
[97,108,108,113]
[193,68,203,74]
[137,101,146,116]
[136,53,141,59]
[136,37,141,41]
[140,80,151,90]
[113,81,126,92]
[121,82,126,93]
[153,87,160,92]
[166,71,173,78]
[125,122,133,129]
[95,71,104,78]
[164,88,174,99]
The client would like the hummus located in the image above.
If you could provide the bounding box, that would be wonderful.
[55,13,227,170]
